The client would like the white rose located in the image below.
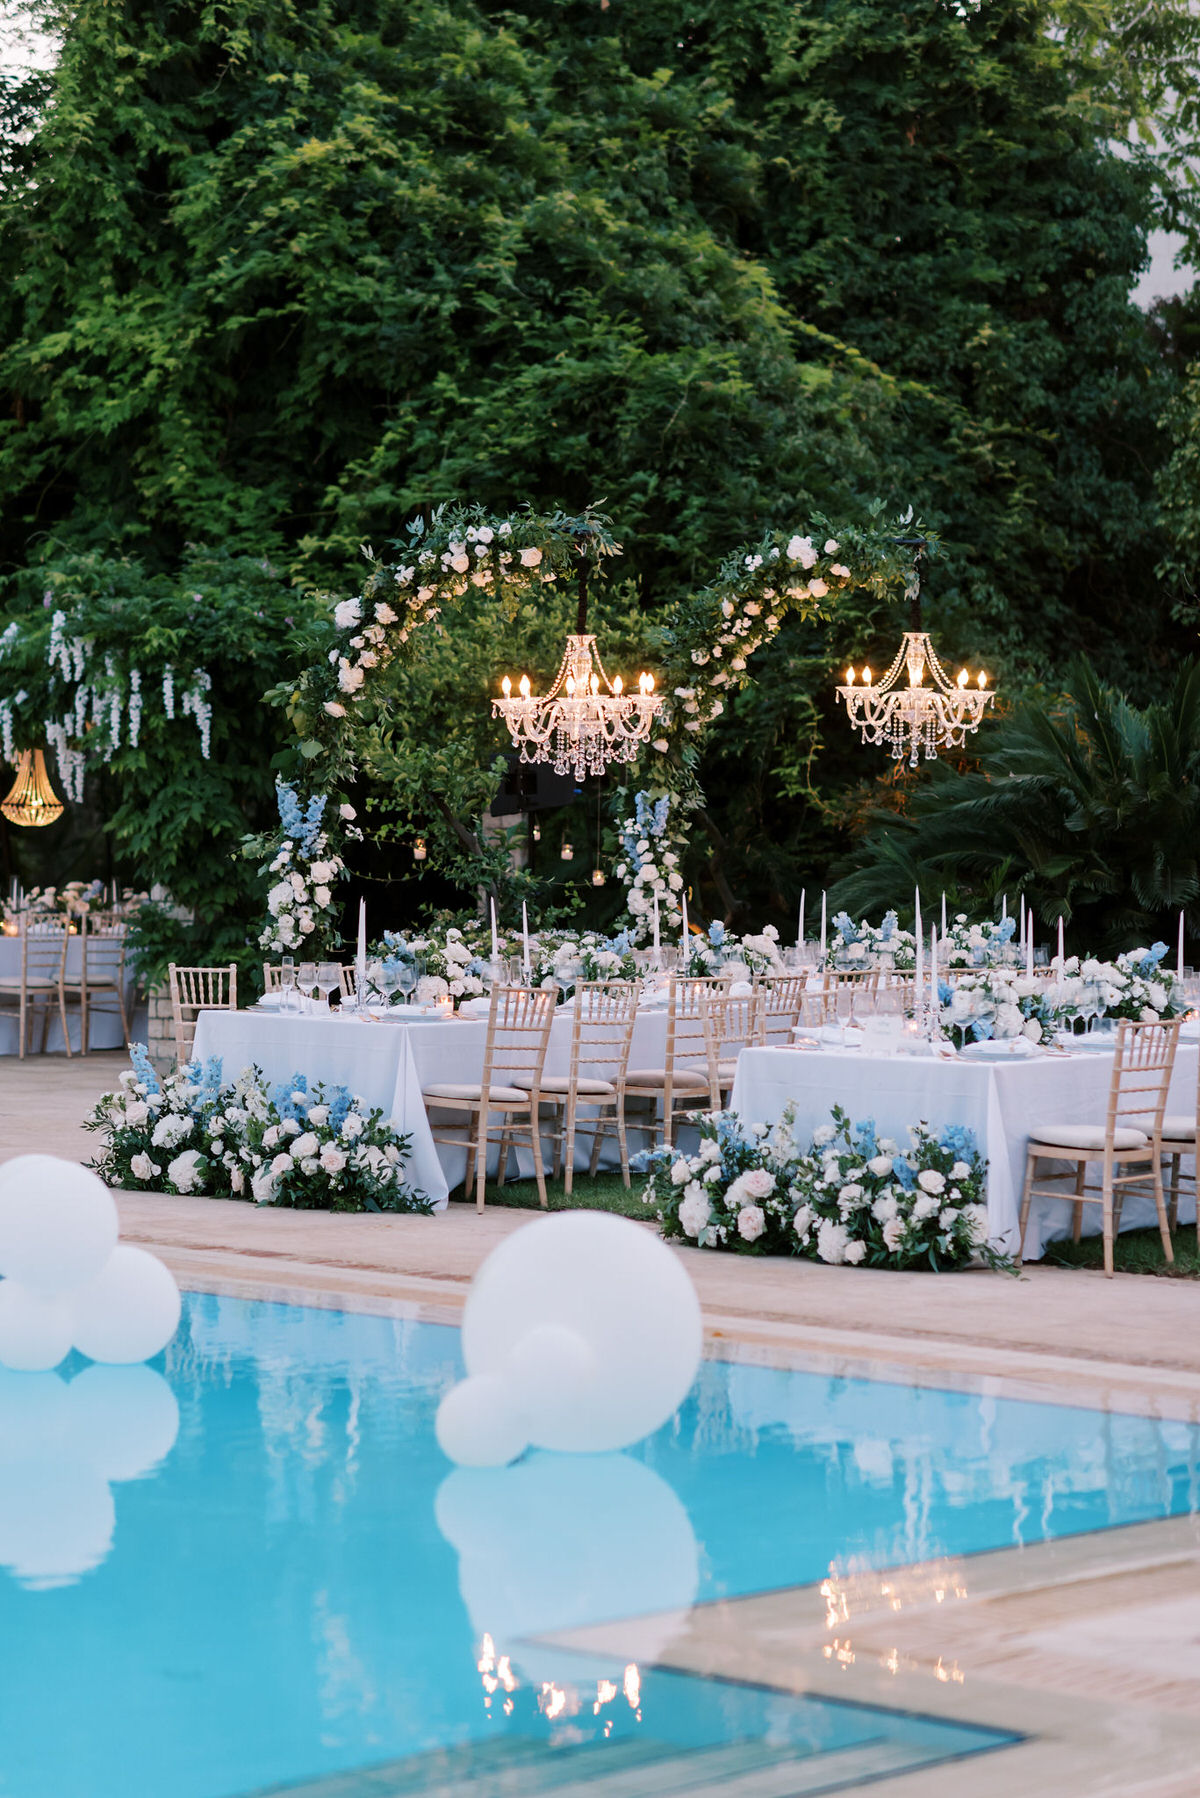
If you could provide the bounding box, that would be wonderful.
[339,802,357,820]
[338,662,365,693]
[737,1204,766,1243]
[917,1169,946,1194]
[124,1100,149,1128]
[698,1138,721,1163]
[882,1216,906,1252]
[334,598,362,629]
[808,578,828,598]
[669,1157,693,1186]
[306,1105,330,1126]
[519,546,543,567]
[271,1152,293,1176]
[914,1193,941,1221]
[314,885,331,908]
[838,1182,864,1205]
[813,1123,836,1147]
[167,1149,204,1194]
[319,1144,347,1174]
[867,1155,893,1177]
[130,1152,157,1181]
[324,701,347,718]
[793,1204,814,1237]
[816,1220,849,1264]
[844,1240,866,1264]
[262,1125,281,1149]
[683,1180,706,1206]
[938,1206,960,1228]
[342,1113,365,1140]
[742,1168,775,1200]
[678,1192,711,1238]
[151,1114,191,1149]
[950,1161,971,1180]
[291,1131,319,1159]
[823,539,839,554]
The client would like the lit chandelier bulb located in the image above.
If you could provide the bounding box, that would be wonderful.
[613,675,624,696]
[519,674,531,698]
[502,675,512,697]
[846,666,855,685]
[590,673,599,695]
[862,665,872,685]
[957,669,968,689]
[566,674,576,697]
[977,671,987,689]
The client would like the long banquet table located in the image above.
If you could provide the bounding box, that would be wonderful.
[191,1005,675,1210]
[730,1042,1199,1261]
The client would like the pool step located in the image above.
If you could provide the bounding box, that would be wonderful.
[247,1729,955,1797]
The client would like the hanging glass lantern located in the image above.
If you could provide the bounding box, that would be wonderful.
[1,751,64,828]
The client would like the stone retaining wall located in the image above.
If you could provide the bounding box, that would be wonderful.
[145,979,177,1075]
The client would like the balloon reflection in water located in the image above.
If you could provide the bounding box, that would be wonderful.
[0,1364,179,1587]
[435,1451,698,1696]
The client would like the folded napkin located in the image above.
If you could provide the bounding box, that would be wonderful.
[457,996,492,1019]
[729,980,754,997]
[959,1036,1040,1060]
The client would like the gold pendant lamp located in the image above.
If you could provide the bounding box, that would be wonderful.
[1,750,65,828]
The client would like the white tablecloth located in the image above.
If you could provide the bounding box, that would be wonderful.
[730,1044,1199,1260]
[0,936,135,1055]
[192,1006,674,1209]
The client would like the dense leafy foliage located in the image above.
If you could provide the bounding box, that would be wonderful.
[2,0,1199,928]
[832,659,1200,956]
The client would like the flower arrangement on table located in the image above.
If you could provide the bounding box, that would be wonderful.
[1050,946,1180,1025]
[85,1046,430,1213]
[377,926,492,1004]
[681,920,786,979]
[939,969,1056,1046]
[827,910,917,971]
[940,914,1018,968]
[641,1105,1006,1271]
[243,780,350,958]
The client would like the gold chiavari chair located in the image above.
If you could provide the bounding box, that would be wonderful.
[168,963,238,1063]
[705,988,765,1105]
[625,975,726,1150]
[65,916,130,1053]
[0,920,70,1057]
[753,973,811,1046]
[422,985,557,1211]
[1018,1019,1181,1277]
[516,980,640,1196]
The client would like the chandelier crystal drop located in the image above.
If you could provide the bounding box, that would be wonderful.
[836,560,994,767]
[1,749,65,828]
[494,634,663,781]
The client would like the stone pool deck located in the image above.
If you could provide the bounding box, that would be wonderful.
[5,1050,1200,1797]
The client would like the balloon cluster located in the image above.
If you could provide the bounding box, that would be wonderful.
[435,1212,702,1468]
[0,1156,181,1371]
[0,1364,179,1586]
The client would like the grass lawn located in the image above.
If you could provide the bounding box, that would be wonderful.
[447,1170,653,1219]
[1040,1225,1200,1278]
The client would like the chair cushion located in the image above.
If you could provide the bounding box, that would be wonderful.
[1160,1115,1198,1143]
[1029,1124,1148,1152]
[0,977,58,990]
[717,1059,740,1081]
[510,1074,617,1096]
[421,1083,528,1104]
[625,1067,710,1090]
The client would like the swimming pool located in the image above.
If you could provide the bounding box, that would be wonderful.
[0,1294,1195,1797]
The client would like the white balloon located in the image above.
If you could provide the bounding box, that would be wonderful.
[457,1211,701,1456]
[0,1281,74,1372]
[63,1364,180,1481]
[435,1452,698,1682]
[0,1461,115,1588]
[506,1323,598,1440]
[70,1246,181,1364]
[435,1374,529,1469]
[0,1156,119,1293]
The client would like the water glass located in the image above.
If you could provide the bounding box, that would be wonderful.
[297,961,317,1011]
[280,955,295,1012]
[396,962,417,1005]
[316,961,340,1009]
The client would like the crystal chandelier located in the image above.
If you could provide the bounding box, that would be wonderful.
[836,560,993,767]
[493,554,662,780]
[1,750,65,828]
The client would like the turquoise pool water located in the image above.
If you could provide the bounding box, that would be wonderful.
[0,1294,1195,1798]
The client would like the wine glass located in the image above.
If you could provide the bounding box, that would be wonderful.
[297,961,317,1011]
[280,955,295,1013]
[396,960,417,1006]
[316,961,340,1009]
[379,962,400,1008]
